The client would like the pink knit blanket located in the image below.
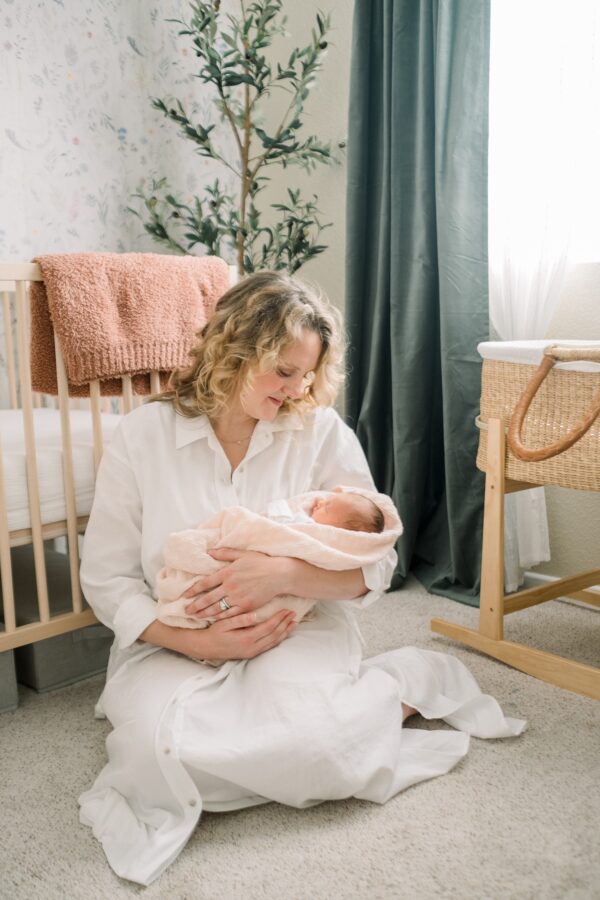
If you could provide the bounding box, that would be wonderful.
[156,486,403,629]
[30,252,230,395]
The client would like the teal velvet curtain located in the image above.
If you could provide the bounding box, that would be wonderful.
[345,0,490,604]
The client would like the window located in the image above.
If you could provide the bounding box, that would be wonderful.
[489,0,600,263]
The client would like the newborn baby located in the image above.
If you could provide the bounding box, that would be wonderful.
[268,488,385,533]
[156,486,401,642]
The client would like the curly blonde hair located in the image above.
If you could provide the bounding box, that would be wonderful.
[158,270,345,419]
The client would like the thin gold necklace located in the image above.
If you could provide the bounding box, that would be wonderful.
[217,432,254,445]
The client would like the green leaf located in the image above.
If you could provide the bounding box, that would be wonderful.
[223,73,256,86]
[220,31,237,49]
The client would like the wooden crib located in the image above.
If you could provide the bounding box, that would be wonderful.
[0,262,152,653]
[0,261,235,657]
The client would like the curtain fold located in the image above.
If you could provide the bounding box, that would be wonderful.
[345,0,490,603]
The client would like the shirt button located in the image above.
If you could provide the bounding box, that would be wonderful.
[164,747,171,755]
[189,799,197,807]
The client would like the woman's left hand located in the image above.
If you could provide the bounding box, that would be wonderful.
[182,548,290,620]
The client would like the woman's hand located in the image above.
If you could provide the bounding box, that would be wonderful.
[182,548,291,620]
[140,610,297,660]
[186,608,297,661]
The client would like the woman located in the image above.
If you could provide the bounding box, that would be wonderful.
[79,272,525,885]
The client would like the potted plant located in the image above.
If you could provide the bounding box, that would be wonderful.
[130,0,337,274]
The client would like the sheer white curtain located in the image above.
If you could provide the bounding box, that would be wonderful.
[488,0,600,591]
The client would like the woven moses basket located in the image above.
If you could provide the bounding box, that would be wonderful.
[476,341,600,492]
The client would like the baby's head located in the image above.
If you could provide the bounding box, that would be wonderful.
[310,489,385,533]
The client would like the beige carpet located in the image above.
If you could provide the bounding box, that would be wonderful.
[1,577,599,900]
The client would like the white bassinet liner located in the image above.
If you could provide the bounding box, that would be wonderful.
[1,408,121,532]
[478,340,600,373]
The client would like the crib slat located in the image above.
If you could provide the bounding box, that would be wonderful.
[23,285,42,411]
[150,370,161,394]
[15,282,50,621]
[9,515,89,549]
[0,609,97,652]
[0,263,42,282]
[2,291,18,409]
[122,374,134,414]
[55,334,83,613]
[89,380,104,472]
[0,435,16,633]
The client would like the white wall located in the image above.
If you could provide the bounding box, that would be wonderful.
[537,265,600,579]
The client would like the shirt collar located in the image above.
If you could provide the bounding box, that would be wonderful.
[174,413,212,449]
[174,408,304,449]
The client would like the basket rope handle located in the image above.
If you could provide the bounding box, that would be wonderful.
[507,345,600,462]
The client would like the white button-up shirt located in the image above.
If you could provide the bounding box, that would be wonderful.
[80,401,397,678]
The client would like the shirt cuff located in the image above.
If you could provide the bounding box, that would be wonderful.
[345,561,387,610]
[113,593,159,649]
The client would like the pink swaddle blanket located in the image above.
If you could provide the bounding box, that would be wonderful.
[156,486,403,629]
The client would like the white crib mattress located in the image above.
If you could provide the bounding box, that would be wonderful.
[478,340,600,373]
[0,408,122,533]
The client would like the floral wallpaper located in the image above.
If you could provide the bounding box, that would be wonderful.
[0,0,237,405]
[0,0,236,259]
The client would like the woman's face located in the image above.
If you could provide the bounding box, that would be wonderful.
[239,328,322,421]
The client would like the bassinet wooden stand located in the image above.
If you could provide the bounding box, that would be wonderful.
[431,346,600,701]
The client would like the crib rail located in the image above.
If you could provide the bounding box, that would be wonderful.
[0,263,156,652]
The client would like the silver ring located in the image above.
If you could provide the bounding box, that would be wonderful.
[219,597,231,612]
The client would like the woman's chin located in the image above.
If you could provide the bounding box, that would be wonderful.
[262,399,283,419]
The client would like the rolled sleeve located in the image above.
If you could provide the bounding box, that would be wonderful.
[348,546,398,610]
[112,593,160,649]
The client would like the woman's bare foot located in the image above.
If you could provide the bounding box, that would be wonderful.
[402,703,418,722]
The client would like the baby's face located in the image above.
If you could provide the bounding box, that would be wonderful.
[311,491,364,528]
